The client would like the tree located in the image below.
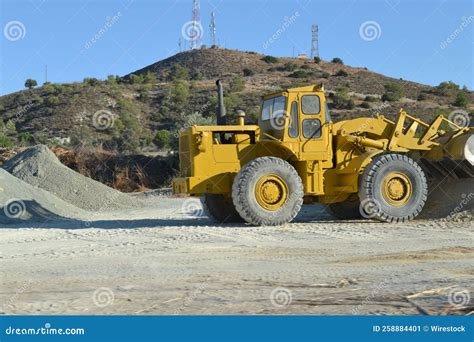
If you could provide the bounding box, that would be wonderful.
[454,92,469,108]
[243,68,254,76]
[314,56,321,64]
[168,64,189,81]
[153,129,171,149]
[261,55,279,63]
[382,83,404,102]
[436,81,459,96]
[331,57,344,65]
[24,79,38,89]
[229,77,245,92]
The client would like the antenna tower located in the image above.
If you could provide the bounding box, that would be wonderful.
[190,0,202,49]
[311,24,319,58]
[209,11,216,47]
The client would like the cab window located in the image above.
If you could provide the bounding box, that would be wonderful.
[301,95,320,115]
[303,119,322,138]
[288,101,299,137]
[261,96,287,120]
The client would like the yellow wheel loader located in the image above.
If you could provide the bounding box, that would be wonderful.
[173,81,473,225]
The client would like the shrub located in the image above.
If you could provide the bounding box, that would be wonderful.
[454,92,469,107]
[314,56,321,64]
[382,83,404,102]
[300,64,311,70]
[280,62,297,71]
[168,64,189,81]
[46,95,60,105]
[229,77,245,92]
[436,81,459,96]
[417,93,427,101]
[0,132,13,148]
[83,77,100,86]
[243,68,254,76]
[332,87,354,109]
[261,55,279,63]
[320,72,330,79]
[364,95,377,102]
[331,57,344,65]
[153,129,171,149]
[129,74,145,84]
[360,101,371,108]
[335,70,349,77]
[18,132,33,146]
[288,70,308,78]
[25,79,38,89]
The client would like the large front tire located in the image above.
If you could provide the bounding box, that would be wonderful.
[202,194,243,223]
[232,157,304,226]
[359,154,427,222]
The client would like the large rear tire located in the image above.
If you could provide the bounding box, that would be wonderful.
[359,154,427,222]
[202,194,243,223]
[232,157,304,226]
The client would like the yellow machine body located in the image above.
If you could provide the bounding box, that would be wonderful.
[173,84,472,204]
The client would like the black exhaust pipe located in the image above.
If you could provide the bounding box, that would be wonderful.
[216,80,226,126]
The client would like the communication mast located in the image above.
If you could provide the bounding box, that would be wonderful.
[190,0,202,49]
[209,11,217,47]
[311,24,319,58]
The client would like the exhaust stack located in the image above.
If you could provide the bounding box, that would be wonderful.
[216,80,226,126]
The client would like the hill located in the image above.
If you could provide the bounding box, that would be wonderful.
[0,48,472,153]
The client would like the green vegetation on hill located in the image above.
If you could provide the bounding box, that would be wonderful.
[0,48,472,154]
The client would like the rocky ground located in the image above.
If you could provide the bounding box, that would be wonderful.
[0,197,472,316]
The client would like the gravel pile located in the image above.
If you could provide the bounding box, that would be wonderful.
[3,145,141,211]
[0,169,87,224]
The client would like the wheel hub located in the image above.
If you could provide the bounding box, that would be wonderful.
[255,175,288,211]
[382,172,413,206]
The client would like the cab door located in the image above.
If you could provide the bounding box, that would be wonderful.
[298,92,331,161]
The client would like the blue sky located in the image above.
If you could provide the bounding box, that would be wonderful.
[0,0,473,95]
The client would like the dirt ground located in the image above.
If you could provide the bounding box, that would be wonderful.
[0,196,473,316]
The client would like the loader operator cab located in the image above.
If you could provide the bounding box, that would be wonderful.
[258,85,332,158]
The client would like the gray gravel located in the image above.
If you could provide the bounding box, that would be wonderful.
[0,169,88,224]
[3,145,141,211]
